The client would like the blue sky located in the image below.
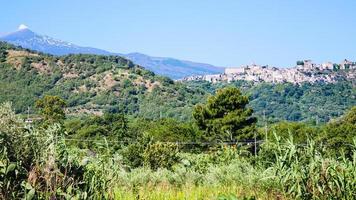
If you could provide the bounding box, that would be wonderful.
[1,0,356,67]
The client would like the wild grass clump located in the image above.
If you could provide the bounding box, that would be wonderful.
[264,134,356,199]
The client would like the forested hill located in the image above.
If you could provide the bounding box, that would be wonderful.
[0,41,355,123]
[0,42,203,120]
[186,81,355,123]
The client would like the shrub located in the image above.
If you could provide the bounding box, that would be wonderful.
[143,142,180,170]
[121,143,145,168]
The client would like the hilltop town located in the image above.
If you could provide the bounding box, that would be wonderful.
[182,59,356,84]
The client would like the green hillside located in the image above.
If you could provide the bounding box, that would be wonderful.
[0,42,354,123]
[0,42,203,121]
[186,80,355,124]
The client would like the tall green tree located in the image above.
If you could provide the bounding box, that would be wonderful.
[35,95,66,123]
[193,87,257,142]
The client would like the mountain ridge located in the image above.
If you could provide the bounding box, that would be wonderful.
[0,28,112,55]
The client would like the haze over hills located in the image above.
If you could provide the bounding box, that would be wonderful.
[124,52,224,79]
[0,25,224,79]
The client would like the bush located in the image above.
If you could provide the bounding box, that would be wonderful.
[143,142,180,170]
[121,143,145,168]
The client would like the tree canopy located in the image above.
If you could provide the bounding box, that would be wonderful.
[35,95,66,123]
[193,87,257,142]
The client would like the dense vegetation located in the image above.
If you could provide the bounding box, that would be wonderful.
[1,86,355,199]
[0,42,200,121]
[0,41,355,124]
[186,80,355,124]
[1,41,355,198]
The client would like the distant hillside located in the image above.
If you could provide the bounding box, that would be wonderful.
[0,26,223,79]
[0,42,204,120]
[0,41,354,123]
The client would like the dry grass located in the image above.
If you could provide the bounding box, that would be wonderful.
[113,185,285,200]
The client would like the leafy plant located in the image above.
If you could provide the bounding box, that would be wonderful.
[143,142,180,170]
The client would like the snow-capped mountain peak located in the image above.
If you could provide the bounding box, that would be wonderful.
[18,24,29,30]
[0,26,111,55]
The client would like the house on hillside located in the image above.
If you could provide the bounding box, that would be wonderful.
[340,59,354,69]
[321,62,333,70]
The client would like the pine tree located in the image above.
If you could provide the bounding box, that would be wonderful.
[193,87,257,142]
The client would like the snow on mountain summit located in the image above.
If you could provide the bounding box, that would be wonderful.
[18,24,29,30]
[0,27,112,55]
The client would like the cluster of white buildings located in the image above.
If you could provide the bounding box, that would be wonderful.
[182,60,355,84]
[299,59,355,71]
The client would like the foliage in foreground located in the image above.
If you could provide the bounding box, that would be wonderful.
[1,102,355,199]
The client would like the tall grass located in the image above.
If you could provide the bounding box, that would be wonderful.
[268,135,356,199]
[2,136,355,199]
[1,101,355,200]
